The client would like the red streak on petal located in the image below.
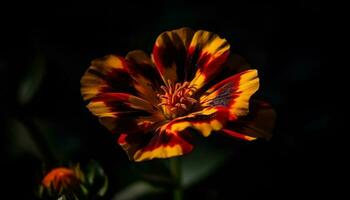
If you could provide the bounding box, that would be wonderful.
[222,129,256,141]
[92,93,131,102]
[152,45,165,74]
[140,131,193,154]
[118,133,127,144]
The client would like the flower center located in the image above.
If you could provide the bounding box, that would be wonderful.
[157,80,197,119]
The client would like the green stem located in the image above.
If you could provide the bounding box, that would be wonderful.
[170,157,183,200]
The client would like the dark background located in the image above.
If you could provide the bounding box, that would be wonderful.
[1,1,324,199]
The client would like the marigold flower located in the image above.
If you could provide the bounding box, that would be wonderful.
[81,27,275,162]
[39,162,107,199]
[42,167,81,193]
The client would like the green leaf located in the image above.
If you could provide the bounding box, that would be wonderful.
[131,160,173,187]
[6,118,43,159]
[37,185,44,198]
[17,53,46,105]
[97,175,108,196]
[58,195,67,200]
[79,184,89,196]
[182,140,233,188]
[84,161,109,197]
[112,181,163,200]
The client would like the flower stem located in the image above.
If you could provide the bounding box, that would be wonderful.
[170,157,183,200]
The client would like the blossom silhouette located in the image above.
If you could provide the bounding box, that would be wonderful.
[41,167,82,193]
[81,27,275,162]
[39,162,108,199]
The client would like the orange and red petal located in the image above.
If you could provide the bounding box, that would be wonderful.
[126,50,163,104]
[223,100,276,140]
[42,167,80,191]
[116,107,230,162]
[152,28,230,90]
[188,30,230,90]
[152,27,195,84]
[200,69,259,120]
[165,106,229,137]
[81,55,137,101]
[87,93,164,134]
[117,129,193,162]
[81,53,162,105]
[221,129,257,141]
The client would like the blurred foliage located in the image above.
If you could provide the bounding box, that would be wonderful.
[18,53,46,105]
[112,181,163,200]
[6,118,43,159]
[112,140,233,199]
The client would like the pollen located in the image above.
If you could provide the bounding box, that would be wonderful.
[157,80,197,119]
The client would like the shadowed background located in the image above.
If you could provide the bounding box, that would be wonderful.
[0,1,323,199]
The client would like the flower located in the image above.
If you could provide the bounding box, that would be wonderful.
[42,167,82,193]
[39,162,108,199]
[81,27,275,162]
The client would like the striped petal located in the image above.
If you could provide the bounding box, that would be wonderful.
[200,69,259,120]
[126,50,163,104]
[81,55,137,101]
[81,53,162,105]
[165,106,229,137]
[188,30,230,90]
[116,106,230,161]
[223,100,276,140]
[152,27,195,84]
[87,93,164,134]
[152,28,230,90]
[118,129,193,162]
